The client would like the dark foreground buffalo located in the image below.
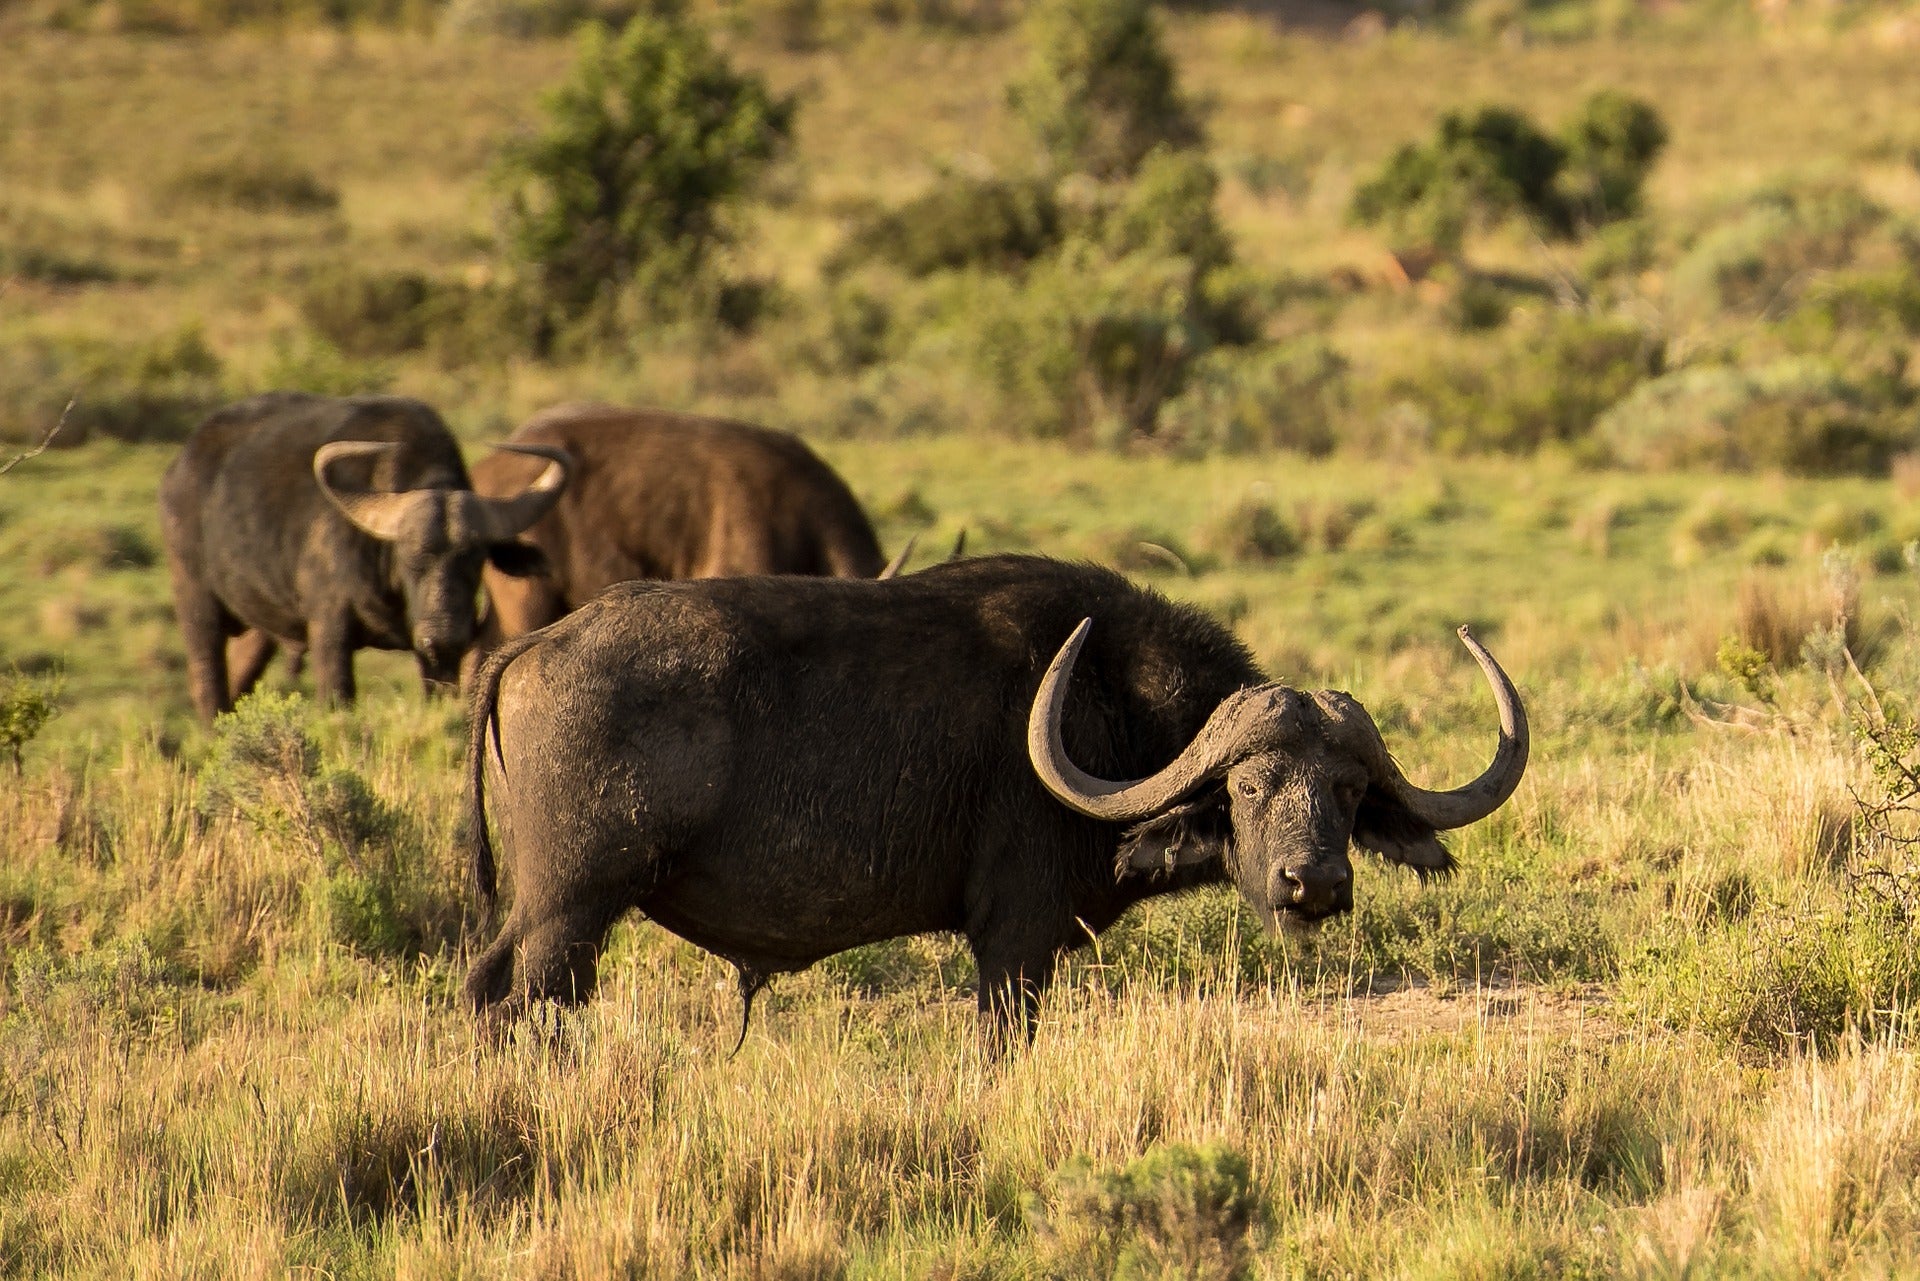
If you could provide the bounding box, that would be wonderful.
[463,404,897,677]
[465,555,1526,1041]
[161,393,569,721]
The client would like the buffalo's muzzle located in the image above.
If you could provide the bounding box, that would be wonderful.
[1279,863,1353,919]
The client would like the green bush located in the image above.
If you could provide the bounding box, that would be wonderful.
[1669,178,1906,318]
[790,276,896,373]
[1595,357,1912,475]
[1624,899,1920,1057]
[1032,1142,1263,1281]
[1552,89,1668,229]
[1158,339,1347,456]
[257,334,393,398]
[195,693,436,957]
[830,174,1061,277]
[1352,105,1565,253]
[1008,0,1200,180]
[1351,92,1665,252]
[494,13,795,338]
[296,265,532,363]
[0,668,62,775]
[1382,313,1659,454]
[1193,497,1300,567]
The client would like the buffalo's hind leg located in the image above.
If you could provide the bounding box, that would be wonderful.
[465,912,521,1013]
[468,897,622,1019]
[517,902,621,1005]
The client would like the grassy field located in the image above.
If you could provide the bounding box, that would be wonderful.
[6,4,1920,1277]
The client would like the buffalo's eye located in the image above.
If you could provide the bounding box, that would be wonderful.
[1237,779,1259,799]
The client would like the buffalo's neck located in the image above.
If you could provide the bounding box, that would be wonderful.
[1072,855,1232,937]
[349,541,413,649]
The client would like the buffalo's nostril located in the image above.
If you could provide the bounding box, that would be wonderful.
[1286,865,1353,916]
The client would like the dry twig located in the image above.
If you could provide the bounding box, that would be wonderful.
[0,397,74,476]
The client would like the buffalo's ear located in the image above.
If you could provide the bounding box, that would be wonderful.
[1352,787,1454,879]
[1116,794,1232,878]
[487,540,549,578]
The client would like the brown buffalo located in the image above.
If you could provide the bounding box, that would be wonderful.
[463,404,899,677]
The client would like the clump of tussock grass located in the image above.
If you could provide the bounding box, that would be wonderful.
[1733,569,1861,670]
[1289,496,1373,554]
[1191,497,1298,568]
[1030,1141,1263,1280]
[1670,490,1752,566]
[161,153,340,215]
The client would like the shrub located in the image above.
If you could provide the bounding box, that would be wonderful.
[1031,1143,1263,1280]
[1552,89,1668,229]
[257,333,393,398]
[1008,0,1200,180]
[296,265,531,363]
[298,267,441,358]
[1595,358,1911,475]
[1624,900,1920,1057]
[1158,339,1347,455]
[914,151,1251,444]
[831,174,1061,277]
[1669,179,1904,319]
[1351,92,1665,251]
[195,693,432,957]
[1383,313,1658,454]
[0,668,62,775]
[494,14,795,337]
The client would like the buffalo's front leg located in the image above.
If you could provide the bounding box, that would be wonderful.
[971,941,1056,1052]
[226,630,280,702]
[167,557,232,723]
[309,614,357,707]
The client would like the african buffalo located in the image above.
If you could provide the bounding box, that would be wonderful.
[464,555,1527,1042]
[462,404,899,679]
[161,392,569,721]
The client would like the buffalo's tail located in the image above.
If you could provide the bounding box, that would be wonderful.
[467,631,543,920]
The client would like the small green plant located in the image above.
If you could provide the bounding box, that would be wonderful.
[1008,0,1200,180]
[1717,636,1776,704]
[494,13,795,337]
[195,693,422,955]
[1032,1142,1264,1280]
[0,668,62,775]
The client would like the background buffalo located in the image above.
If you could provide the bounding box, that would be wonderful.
[160,392,568,720]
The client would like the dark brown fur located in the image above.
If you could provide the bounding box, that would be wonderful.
[465,404,886,673]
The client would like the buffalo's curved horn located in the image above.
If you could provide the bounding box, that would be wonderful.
[471,444,571,542]
[878,534,918,580]
[949,529,968,561]
[1027,619,1254,821]
[1377,626,1528,830]
[314,440,423,541]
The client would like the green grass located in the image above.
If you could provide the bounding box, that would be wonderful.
[7,9,1920,1276]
